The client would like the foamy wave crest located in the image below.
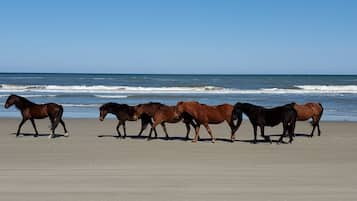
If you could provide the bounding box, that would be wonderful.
[294,85,357,93]
[62,104,101,107]
[0,84,228,94]
[0,94,57,98]
[94,95,128,98]
[2,84,357,94]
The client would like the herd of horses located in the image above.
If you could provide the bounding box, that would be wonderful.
[4,94,324,144]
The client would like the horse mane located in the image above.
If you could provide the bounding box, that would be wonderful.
[100,102,130,110]
[148,102,164,105]
[12,94,36,108]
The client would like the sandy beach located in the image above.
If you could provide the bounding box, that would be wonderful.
[0,118,356,201]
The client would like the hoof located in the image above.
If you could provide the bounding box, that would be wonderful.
[48,135,54,139]
[34,134,38,138]
[64,132,69,137]
[191,140,197,143]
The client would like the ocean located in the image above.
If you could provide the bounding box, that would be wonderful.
[1,73,356,121]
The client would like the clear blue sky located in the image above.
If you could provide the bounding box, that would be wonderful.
[0,0,356,74]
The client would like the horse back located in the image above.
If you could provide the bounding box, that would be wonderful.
[27,103,60,119]
[294,102,322,121]
[201,104,232,124]
[263,105,296,127]
[154,105,181,123]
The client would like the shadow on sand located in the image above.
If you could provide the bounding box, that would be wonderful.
[10,133,67,138]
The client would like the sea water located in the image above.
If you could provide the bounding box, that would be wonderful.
[1,73,356,121]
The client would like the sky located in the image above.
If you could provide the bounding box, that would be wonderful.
[0,0,356,74]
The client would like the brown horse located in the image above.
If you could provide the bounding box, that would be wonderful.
[134,102,196,140]
[99,102,152,138]
[176,101,240,143]
[4,94,68,138]
[134,102,162,137]
[293,102,323,137]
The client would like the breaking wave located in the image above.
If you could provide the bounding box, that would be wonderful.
[1,84,357,94]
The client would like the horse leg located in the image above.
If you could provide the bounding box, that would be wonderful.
[185,122,191,140]
[317,122,321,136]
[192,123,200,143]
[190,120,200,140]
[253,125,258,144]
[204,123,215,143]
[16,119,27,137]
[60,120,69,137]
[122,121,127,139]
[149,119,158,138]
[288,122,296,143]
[310,123,317,137]
[148,121,158,140]
[116,121,122,138]
[161,122,170,140]
[138,118,149,137]
[260,126,272,143]
[48,116,57,138]
[228,121,236,142]
[278,124,288,144]
[29,119,40,138]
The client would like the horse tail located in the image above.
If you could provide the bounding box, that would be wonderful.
[51,105,64,131]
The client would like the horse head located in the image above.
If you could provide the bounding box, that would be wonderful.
[99,103,111,121]
[4,94,18,109]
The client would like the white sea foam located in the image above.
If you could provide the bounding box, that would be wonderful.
[0,94,57,98]
[62,104,101,107]
[94,95,128,98]
[1,84,357,94]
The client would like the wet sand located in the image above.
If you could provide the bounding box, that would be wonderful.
[0,118,356,201]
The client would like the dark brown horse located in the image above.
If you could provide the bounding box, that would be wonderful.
[4,94,68,138]
[232,102,297,144]
[135,103,196,140]
[176,101,239,143]
[293,102,323,137]
[99,102,151,138]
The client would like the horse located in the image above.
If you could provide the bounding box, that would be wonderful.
[135,103,196,140]
[4,94,68,138]
[99,102,151,138]
[176,101,239,143]
[133,102,164,138]
[292,102,323,137]
[232,102,297,144]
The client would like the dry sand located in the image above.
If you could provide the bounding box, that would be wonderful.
[0,117,356,201]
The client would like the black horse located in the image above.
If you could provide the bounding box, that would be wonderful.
[99,102,151,138]
[232,102,297,144]
[4,94,68,138]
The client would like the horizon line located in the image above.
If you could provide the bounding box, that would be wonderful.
[0,72,356,76]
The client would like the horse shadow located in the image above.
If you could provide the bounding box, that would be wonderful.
[234,132,312,144]
[10,133,67,138]
[268,133,312,138]
[97,133,238,143]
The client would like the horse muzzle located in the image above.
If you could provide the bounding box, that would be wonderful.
[99,117,104,121]
[4,104,9,109]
